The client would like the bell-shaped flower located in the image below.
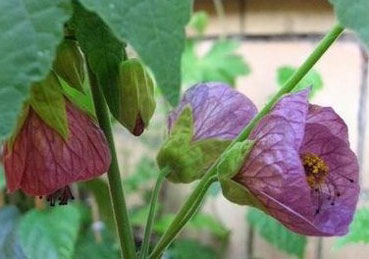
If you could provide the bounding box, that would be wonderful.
[157,82,257,183]
[231,89,359,236]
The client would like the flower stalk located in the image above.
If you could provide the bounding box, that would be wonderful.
[87,65,137,259]
[149,23,344,258]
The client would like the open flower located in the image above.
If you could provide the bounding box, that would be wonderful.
[158,82,257,183]
[3,100,111,205]
[233,89,359,236]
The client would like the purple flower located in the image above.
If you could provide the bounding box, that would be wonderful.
[168,82,257,140]
[157,82,257,183]
[233,89,359,236]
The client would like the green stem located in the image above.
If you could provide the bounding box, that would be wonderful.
[87,65,137,259]
[235,24,344,143]
[140,169,169,259]
[149,23,344,258]
[149,176,217,259]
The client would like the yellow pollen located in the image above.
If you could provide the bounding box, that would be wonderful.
[301,152,329,188]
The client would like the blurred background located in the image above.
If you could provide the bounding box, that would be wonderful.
[1,0,369,258]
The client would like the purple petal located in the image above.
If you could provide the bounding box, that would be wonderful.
[307,104,349,144]
[300,123,359,235]
[168,82,257,141]
[269,89,309,149]
[234,114,320,235]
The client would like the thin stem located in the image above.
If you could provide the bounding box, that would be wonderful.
[149,176,217,259]
[149,23,344,258]
[87,65,137,259]
[235,24,344,143]
[140,169,169,259]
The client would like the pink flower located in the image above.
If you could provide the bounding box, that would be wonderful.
[3,101,111,205]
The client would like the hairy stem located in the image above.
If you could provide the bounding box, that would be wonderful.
[149,23,344,258]
[140,169,169,259]
[87,65,137,259]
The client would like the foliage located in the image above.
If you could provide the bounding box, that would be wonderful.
[247,208,307,259]
[277,66,323,98]
[0,206,27,259]
[335,207,369,248]
[0,165,5,190]
[182,40,250,87]
[18,205,82,259]
[0,0,72,140]
[329,0,369,50]
[78,0,192,106]
[75,229,120,259]
[165,239,218,259]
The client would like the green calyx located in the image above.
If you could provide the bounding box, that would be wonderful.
[157,107,231,183]
[217,139,267,211]
[53,39,85,92]
[114,58,156,136]
[29,72,69,140]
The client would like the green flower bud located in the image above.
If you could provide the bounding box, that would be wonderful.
[53,39,85,92]
[157,107,231,183]
[115,59,156,136]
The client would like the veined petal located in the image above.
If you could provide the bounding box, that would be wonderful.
[168,82,257,141]
[307,104,349,144]
[3,101,111,196]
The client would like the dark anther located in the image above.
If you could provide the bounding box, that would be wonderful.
[336,192,341,197]
[349,179,354,183]
[331,202,335,206]
[315,188,319,192]
[46,186,74,206]
[315,209,320,215]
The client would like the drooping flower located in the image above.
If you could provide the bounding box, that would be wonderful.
[232,89,359,236]
[3,100,111,206]
[157,82,257,183]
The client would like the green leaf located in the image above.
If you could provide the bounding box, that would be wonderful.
[29,72,68,139]
[182,40,250,87]
[277,66,323,98]
[188,11,209,35]
[0,206,27,259]
[329,0,369,50]
[78,0,192,106]
[124,157,159,194]
[81,179,115,234]
[0,165,5,190]
[18,205,82,259]
[0,0,72,140]
[166,239,218,259]
[247,208,307,259]
[335,207,369,248]
[72,2,124,119]
[75,228,120,259]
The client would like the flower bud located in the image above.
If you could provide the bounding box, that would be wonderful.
[114,59,156,136]
[53,39,85,91]
[157,82,257,183]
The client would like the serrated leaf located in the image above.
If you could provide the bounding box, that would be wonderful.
[329,0,369,50]
[78,0,192,106]
[0,206,27,259]
[182,40,250,86]
[29,72,68,139]
[166,239,218,259]
[188,11,209,35]
[247,208,307,259]
[18,206,82,259]
[335,207,369,248]
[0,0,72,140]
[277,66,323,98]
[72,3,124,118]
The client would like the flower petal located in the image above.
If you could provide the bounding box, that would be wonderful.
[4,101,111,196]
[307,104,349,144]
[234,114,321,234]
[300,123,359,235]
[269,89,309,149]
[168,82,257,141]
